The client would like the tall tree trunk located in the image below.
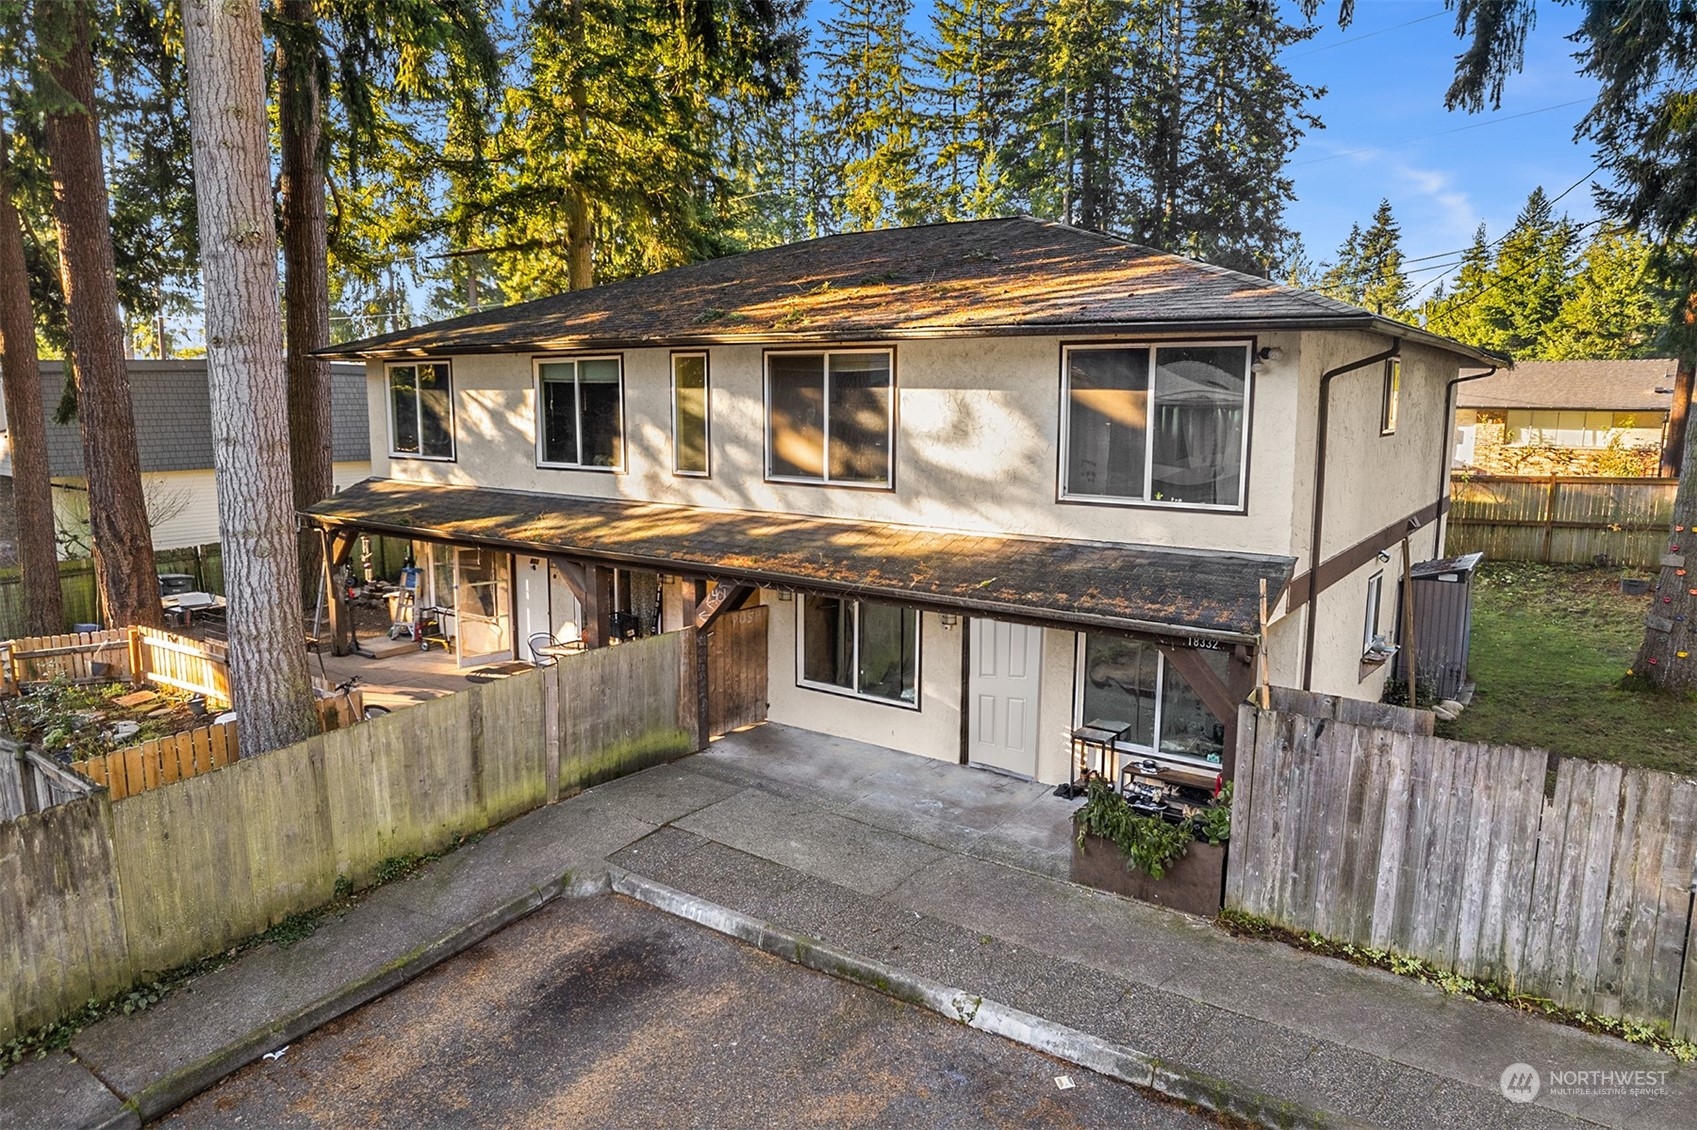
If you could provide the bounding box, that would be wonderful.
[39,0,162,629]
[182,0,318,752]
[1635,352,1697,690]
[0,122,65,634]
[276,0,334,603]
[1661,359,1693,478]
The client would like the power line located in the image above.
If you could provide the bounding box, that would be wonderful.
[1292,98,1594,168]
[1286,11,1449,59]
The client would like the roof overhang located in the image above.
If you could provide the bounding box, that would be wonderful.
[304,479,1294,644]
[320,313,1508,371]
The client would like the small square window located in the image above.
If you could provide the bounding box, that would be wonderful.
[766,350,893,486]
[1381,357,1401,436]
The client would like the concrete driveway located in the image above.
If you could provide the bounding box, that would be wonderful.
[151,895,1225,1130]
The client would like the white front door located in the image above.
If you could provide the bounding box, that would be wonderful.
[969,619,1043,778]
[515,556,552,660]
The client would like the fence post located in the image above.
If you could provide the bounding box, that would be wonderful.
[127,626,143,684]
[544,661,561,804]
[1541,475,1560,563]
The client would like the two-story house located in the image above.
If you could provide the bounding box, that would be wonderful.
[306,217,1503,787]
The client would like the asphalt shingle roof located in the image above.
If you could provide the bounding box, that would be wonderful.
[303,477,1295,640]
[28,361,369,477]
[321,216,1504,367]
[1456,358,1678,412]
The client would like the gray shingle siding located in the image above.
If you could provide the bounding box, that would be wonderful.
[32,360,368,476]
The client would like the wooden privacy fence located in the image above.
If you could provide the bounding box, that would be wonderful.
[0,739,95,821]
[72,721,240,802]
[0,626,229,703]
[1228,698,1697,1038]
[1447,473,1677,568]
[0,629,701,1042]
[706,605,769,738]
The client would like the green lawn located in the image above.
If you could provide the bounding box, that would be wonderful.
[1434,563,1697,774]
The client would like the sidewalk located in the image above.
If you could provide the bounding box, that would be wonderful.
[2,725,1688,1128]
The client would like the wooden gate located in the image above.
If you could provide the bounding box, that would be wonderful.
[706,605,767,738]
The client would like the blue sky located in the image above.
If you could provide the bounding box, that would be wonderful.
[1277,0,1601,296]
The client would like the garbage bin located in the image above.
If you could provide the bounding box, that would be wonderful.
[1393,551,1484,702]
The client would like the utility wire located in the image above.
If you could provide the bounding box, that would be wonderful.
[1285,11,1449,59]
[1292,98,1594,168]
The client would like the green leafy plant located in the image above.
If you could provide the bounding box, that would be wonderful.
[1074,780,1193,879]
[1196,781,1233,845]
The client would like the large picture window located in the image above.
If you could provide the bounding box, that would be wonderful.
[387,361,454,459]
[766,350,893,485]
[799,595,919,706]
[1061,343,1250,508]
[1077,635,1230,766]
[537,357,623,469]
[672,353,710,476]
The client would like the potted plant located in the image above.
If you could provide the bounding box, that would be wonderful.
[1071,779,1231,916]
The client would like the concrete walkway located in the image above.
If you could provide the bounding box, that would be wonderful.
[2,724,1689,1128]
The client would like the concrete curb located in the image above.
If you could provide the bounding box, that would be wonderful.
[611,871,1363,1130]
[93,869,612,1125]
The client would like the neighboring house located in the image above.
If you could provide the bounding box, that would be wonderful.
[307,216,1501,787]
[0,359,371,553]
[1453,358,1676,475]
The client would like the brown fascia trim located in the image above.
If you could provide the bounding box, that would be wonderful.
[301,513,1270,646]
[318,314,1506,369]
[1284,496,1449,611]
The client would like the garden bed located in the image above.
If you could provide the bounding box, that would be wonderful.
[0,677,217,767]
[1071,833,1225,916]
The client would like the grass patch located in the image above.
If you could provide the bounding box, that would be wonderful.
[1434,563,1697,773]
[1218,909,1697,1062]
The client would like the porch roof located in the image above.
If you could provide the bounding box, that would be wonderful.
[304,478,1294,642]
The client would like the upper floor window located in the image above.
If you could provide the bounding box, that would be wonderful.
[766,349,893,486]
[387,361,454,460]
[1381,357,1401,435]
[1060,342,1250,509]
[672,352,710,476]
[536,356,622,470]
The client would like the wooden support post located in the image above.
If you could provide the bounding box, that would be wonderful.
[1401,535,1419,704]
[579,565,613,650]
[322,528,356,657]
[127,625,143,685]
[1257,579,1271,711]
[1541,475,1560,563]
[681,578,712,750]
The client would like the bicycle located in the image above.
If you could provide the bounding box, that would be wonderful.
[332,675,391,721]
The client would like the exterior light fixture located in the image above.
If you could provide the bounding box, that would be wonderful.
[1377,550,1392,564]
[939,613,958,629]
[777,591,793,602]
[1256,346,1283,362]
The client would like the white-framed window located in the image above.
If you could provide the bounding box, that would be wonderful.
[765,349,894,486]
[672,352,710,476]
[1364,572,1384,653]
[1076,634,1229,767]
[387,361,454,460]
[1060,341,1251,509]
[798,594,919,707]
[535,356,623,470]
[1381,357,1401,436]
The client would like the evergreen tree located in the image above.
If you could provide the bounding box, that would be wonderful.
[813,0,931,230]
[924,0,1031,221]
[1473,187,1578,358]
[1545,230,1666,360]
[1316,200,1410,318]
[1421,224,1495,348]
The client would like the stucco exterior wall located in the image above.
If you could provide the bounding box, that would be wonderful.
[764,595,964,763]
[366,330,1304,554]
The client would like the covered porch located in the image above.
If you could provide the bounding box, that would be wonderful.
[303,478,1293,789]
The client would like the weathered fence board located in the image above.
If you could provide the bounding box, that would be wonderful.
[0,741,97,821]
[706,605,768,738]
[1448,474,1677,568]
[72,721,239,802]
[0,629,704,1041]
[1229,697,1697,1035]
